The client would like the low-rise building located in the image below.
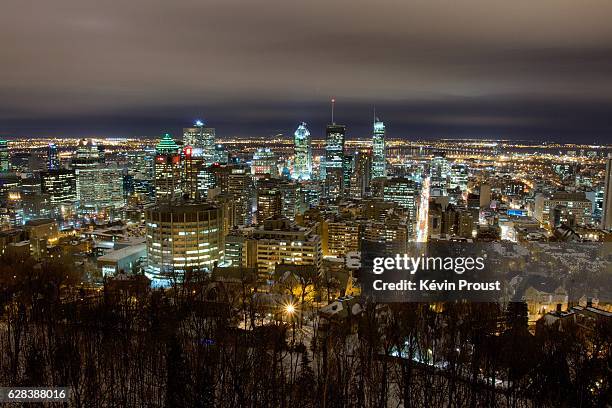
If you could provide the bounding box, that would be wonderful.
[98,243,147,276]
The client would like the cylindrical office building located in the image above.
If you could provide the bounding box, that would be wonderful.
[145,203,224,287]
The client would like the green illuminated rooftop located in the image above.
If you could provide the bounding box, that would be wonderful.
[155,133,179,153]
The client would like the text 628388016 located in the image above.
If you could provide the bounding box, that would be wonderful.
[0,387,70,402]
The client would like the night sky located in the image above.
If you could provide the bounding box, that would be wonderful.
[2,0,612,143]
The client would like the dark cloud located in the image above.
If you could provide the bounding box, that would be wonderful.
[1,0,612,142]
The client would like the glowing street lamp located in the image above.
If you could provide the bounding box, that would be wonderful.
[284,302,297,345]
[285,303,295,315]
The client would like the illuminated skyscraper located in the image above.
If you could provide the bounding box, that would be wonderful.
[449,163,469,191]
[301,181,322,208]
[77,165,124,210]
[292,122,312,180]
[41,169,77,204]
[182,146,206,200]
[380,177,419,236]
[226,165,254,225]
[257,178,301,221]
[323,99,347,200]
[47,143,59,170]
[382,177,419,219]
[127,149,154,180]
[256,188,282,222]
[342,154,353,193]
[199,164,255,225]
[154,133,182,202]
[183,120,216,164]
[325,167,344,203]
[590,188,603,220]
[213,144,229,164]
[325,124,346,174]
[602,155,612,230]
[200,122,216,164]
[251,148,278,180]
[350,151,372,198]
[71,139,122,209]
[430,151,450,196]
[0,140,9,173]
[371,118,386,178]
[72,139,103,170]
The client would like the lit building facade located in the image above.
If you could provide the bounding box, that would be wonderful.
[322,219,361,256]
[323,124,346,200]
[350,150,372,198]
[72,139,118,209]
[325,124,346,173]
[258,178,301,221]
[224,231,257,268]
[301,181,322,208]
[325,167,344,203]
[154,134,182,203]
[183,146,206,200]
[603,155,612,230]
[252,218,323,277]
[534,192,592,229]
[382,177,419,220]
[183,120,216,164]
[127,150,154,180]
[449,163,468,191]
[40,169,77,204]
[321,123,350,203]
[227,166,254,225]
[362,219,409,253]
[342,154,353,193]
[213,144,229,164]
[371,118,386,178]
[47,143,59,170]
[586,189,602,221]
[76,164,124,210]
[72,139,103,170]
[251,148,278,180]
[277,180,301,221]
[430,152,450,196]
[256,188,282,222]
[0,140,8,172]
[292,122,312,180]
[145,203,224,286]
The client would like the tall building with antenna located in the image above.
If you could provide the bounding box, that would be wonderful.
[323,99,347,201]
[371,116,386,179]
[324,99,346,174]
[292,122,312,180]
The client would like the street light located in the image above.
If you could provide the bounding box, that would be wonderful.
[284,302,296,346]
[285,303,295,315]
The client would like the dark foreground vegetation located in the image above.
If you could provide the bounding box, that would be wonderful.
[0,255,610,407]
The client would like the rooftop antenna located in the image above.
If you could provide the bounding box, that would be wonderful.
[331,98,335,124]
[373,105,377,124]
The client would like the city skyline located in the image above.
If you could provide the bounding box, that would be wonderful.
[1,1,611,405]
[1,97,610,407]
[2,0,612,142]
